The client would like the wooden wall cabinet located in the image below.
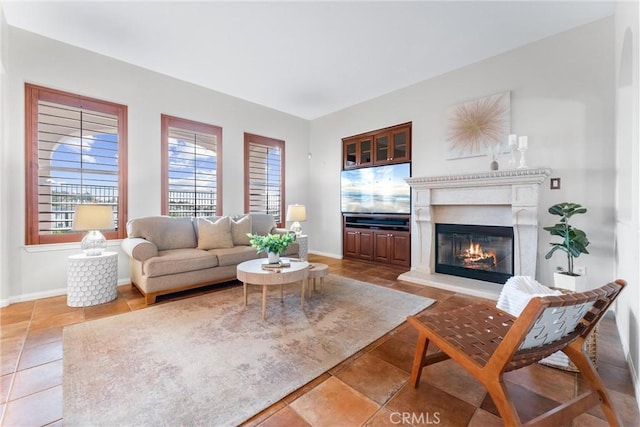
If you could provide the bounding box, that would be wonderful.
[343,122,411,169]
[341,122,412,267]
[343,136,373,169]
[343,215,410,267]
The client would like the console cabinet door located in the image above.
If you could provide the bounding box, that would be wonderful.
[373,230,410,267]
[358,229,374,260]
[343,228,374,261]
[373,232,390,263]
[389,231,410,266]
[344,228,359,258]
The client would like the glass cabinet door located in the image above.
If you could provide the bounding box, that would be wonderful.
[359,138,372,166]
[392,130,408,161]
[375,134,389,163]
[344,139,357,168]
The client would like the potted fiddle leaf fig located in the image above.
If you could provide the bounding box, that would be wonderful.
[543,202,590,290]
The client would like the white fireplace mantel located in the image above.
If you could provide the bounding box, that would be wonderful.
[399,168,551,300]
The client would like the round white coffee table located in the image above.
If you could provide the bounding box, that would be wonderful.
[237,258,309,320]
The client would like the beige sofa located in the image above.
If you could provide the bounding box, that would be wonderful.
[121,213,299,304]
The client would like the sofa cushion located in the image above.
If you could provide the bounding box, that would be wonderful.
[193,216,221,239]
[231,215,252,246]
[196,217,234,250]
[284,242,299,257]
[143,249,218,278]
[208,246,259,267]
[249,213,276,236]
[127,216,196,251]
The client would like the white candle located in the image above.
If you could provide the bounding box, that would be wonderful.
[509,134,517,146]
[518,136,528,149]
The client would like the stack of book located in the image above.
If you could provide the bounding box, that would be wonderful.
[261,261,291,271]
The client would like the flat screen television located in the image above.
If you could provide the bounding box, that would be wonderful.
[341,163,411,214]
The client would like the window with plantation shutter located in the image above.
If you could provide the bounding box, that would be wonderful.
[161,115,222,217]
[244,133,285,227]
[25,84,128,245]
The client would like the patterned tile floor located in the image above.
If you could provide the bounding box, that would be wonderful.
[1,255,638,426]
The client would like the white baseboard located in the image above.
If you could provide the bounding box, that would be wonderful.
[0,278,131,307]
[307,250,342,259]
[1,287,66,307]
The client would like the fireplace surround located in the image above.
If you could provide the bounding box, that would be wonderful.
[398,168,550,299]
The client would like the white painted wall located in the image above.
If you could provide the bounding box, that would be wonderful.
[310,17,616,289]
[1,27,310,304]
[0,8,9,304]
[614,0,640,408]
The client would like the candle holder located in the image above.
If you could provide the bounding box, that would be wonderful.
[517,146,528,169]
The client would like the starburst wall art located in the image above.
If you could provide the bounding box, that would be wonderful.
[445,91,511,159]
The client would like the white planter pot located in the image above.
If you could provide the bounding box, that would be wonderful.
[553,272,587,292]
[267,252,280,264]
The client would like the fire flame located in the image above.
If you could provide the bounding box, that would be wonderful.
[469,242,482,255]
[464,241,496,265]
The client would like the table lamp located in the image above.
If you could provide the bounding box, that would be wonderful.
[72,204,115,256]
[286,204,306,236]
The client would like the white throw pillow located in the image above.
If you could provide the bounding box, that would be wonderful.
[496,276,562,316]
[196,217,233,250]
[231,215,252,246]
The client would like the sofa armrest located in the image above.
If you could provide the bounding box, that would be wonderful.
[121,238,158,262]
[272,228,294,236]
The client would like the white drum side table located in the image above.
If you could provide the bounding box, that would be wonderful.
[67,251,118,307]
[297,235,308,261]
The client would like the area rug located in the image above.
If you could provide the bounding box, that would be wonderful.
[63,274,435,426]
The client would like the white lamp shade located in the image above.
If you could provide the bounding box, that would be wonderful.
[286,204,306,222]
[72,204,115,231]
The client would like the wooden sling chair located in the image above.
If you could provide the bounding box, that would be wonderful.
[407,279,626,426]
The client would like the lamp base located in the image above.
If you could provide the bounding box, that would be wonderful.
[290,221,302,237]
[81,230,107,256]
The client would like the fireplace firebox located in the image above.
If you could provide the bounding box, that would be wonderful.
[435,223,514,284]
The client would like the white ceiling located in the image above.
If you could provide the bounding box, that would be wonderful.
[2,1,615,119]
